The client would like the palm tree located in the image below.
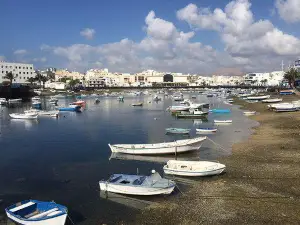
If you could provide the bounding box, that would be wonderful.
[34,70,43,86]
[284,68,300,88]
[40,75,48,88]
[46,70,55,82]
[27,77,35,85]
[69,79,80,89]
[4,72,15,84]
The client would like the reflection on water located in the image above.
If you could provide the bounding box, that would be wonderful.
[0,93,258,224]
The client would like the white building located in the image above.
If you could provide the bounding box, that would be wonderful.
[45,82,67,90]
[243,71,284,86]
[0,61,35,84]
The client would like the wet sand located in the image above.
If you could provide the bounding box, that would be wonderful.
[134,94,300,225]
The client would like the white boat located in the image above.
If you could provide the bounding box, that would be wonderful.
[243,111,256,116]
[227,99,234,103]
[9,113,38,120]
[246,95,270,100]
[5,200,67,225]
[262,98,282,103]
[99,170,175,195]
[8,98,22,103]
[214,120,232,124]
[31,96,41,101]
[169,105,190,112]
[196,128,217,133]
[268,102,299,112]
[0,98,7,105]
[108,136,206,155]
[163,160,226,177]
[25,109,59,117]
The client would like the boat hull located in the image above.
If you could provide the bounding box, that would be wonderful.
[58,107,81,112]
[99,182,175,195]
[163,166,225,177]
[109,137,206,155]
[9,114,38,120]
[6,212,67,225]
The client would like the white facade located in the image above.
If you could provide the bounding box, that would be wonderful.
[244,71,284,86]
[45,82,67,90]
[0,61,35,84]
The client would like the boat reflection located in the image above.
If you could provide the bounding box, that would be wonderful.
[109,152,200,164]
[99,191,152,210]
[9,119,39,130]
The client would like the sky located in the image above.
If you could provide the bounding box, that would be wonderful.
[0,0,300,75]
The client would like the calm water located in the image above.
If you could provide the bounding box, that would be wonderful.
[0,93,257,224]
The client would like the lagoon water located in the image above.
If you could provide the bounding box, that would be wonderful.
[0,93,257,224]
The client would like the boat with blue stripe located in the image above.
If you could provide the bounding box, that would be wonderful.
[209,108,231,113]
[5,199,68,225]
[165,128,190,134]
[58,104,81,112]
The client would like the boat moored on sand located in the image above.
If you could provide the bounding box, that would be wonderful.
[99,170,175,195]
[163,160,226,177]
[165,128,190,134]
[9,113,38,120]
[196,128,217,133]
[5,200,68,225]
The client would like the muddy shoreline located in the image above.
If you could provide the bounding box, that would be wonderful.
[134,95,300,225]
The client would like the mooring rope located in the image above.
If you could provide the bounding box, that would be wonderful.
[67,214,76,225]
[206,137,230,154]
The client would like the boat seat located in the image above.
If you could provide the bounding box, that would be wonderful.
[109,175,122,183]
[25,210,40,218]
[133,176,146,185]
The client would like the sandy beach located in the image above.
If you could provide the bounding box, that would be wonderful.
[135,94,300,225]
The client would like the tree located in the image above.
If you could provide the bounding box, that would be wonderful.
[234,81,239,86]
[68,79,80,88]
[27,77,36,85]
[4,72,15,84]
[46,70,55,82]
[284,68,300,88]
[34,70,48,88]
[40,75,49,88]
[59,77,69,83]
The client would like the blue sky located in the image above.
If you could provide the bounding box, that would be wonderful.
[0,0,300,74]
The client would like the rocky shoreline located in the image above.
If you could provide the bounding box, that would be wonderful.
[134,95,300,225]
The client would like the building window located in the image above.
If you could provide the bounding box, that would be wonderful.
[15,66,17,69]
[19,66,21,69]
[30,67,32,69]
[27,72,28,74]
[23,72,25,74]
[19,72,21,74]
[23,67,25,69]
[26,67,28,69]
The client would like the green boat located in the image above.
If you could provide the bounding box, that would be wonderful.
[165,128,191,134]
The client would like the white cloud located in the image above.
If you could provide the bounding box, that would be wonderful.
[177,0,300,59]
[80,28,96,40]
[275,0,300,23]
[14,49,27,55]
[33,57,47,63]
[40,2,300,74]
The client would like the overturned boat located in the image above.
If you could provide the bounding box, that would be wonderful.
[108,136,206,155]
[99,170,175,195]
[5,199,68,225]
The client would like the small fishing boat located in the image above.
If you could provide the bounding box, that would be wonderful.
[243,111,256,116]
[49,97,58,105]
[169,105,190,112]
[95,98,100,104]
[58,104,81,112]
[173,95,184,101]
[268,102,299,112]
[31,96,40,101]
[176,109,208,119]
[132,102,143,106]
[191,95,197,99]
[8,98,22,104]
[32,101,42,109]
[209,108,231,113]
[108,136,206,155]
[196,128,217,133]
[227,99,234,103]
[118,96,124,102]
[99,170,175,195]
[72,100,86,106]
[25,109,59,117]
[262,98,282,103]
[214,120,232,124]
[206,94,214,97]
[5,200,68,225]
[165,128,190,134]
[246,95,270,100]
[0,98,7,105]
[9,113,38,120]
[280,90,294,95]
[163,160,226,177]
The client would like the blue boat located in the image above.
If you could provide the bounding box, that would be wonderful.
[58,104,81,112]
[209,108,231,113]
[32,101,42,109]
[5,199,68,225]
